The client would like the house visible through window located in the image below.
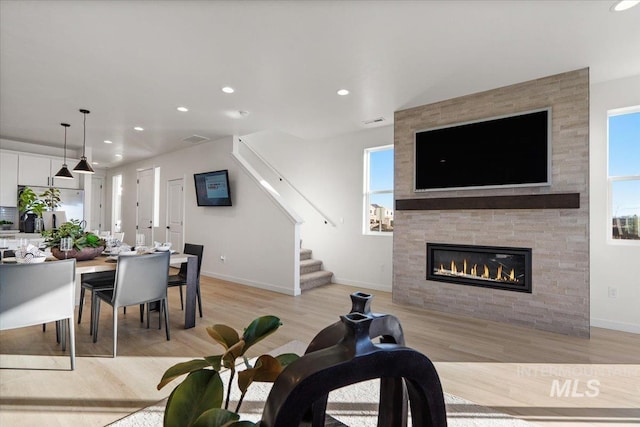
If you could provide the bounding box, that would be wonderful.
[364,145,394,234]
[608,107,640,242]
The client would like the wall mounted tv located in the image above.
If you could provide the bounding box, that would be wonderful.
[414,108,551,192]
[194,169,232,206]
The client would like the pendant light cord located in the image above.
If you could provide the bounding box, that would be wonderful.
[63,125,68,163]
[82,111,87,157]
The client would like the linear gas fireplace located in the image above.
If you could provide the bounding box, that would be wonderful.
[427,243,532,293]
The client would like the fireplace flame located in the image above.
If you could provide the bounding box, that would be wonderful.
[435,258,520,283]
[482,264,489,279]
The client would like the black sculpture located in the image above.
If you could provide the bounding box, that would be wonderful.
[260,292,447,427]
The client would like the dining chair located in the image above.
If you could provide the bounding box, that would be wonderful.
[0,259,77,370]
[78,270,117,334]
[92,251,171,357]
[112,232,125,242]
[167,243,204,317]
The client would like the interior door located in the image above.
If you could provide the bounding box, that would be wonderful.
[136,168,154,245]
[90,176,104,232]
[166,178,184,250]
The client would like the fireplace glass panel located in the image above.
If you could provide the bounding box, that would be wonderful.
[427,243,532,293]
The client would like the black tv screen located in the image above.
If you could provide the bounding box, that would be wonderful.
[415,109,551,191]
[194,170,232,206]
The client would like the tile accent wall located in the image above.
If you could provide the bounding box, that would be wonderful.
[393,69,590,337]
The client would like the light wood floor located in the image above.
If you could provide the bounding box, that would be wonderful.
[1,276,639,427]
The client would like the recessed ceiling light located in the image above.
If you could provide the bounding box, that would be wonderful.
[177,106,189,112]
[611,0,640,11]
[104,140,113,144]
[222,86,235,94]
[337,89,350,96]
[92,161,99,165]
[134,126,144,131]
[115,153,123,158]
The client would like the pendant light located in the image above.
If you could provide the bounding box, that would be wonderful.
[73,108,95,174]
[54,123,74,179]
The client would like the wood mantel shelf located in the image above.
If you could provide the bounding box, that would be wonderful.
[395,193,580,210]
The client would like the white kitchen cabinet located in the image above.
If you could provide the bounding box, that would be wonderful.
[0,151,18,206]
[18,154,80,189]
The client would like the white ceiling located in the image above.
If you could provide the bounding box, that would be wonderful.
[1,0,639,167]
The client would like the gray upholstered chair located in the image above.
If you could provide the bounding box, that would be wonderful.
[92,251,171,357]
[0,259,77,370]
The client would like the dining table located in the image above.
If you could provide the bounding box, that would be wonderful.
[75,252,199,329]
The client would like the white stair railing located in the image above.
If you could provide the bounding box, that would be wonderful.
[237,137,336,227]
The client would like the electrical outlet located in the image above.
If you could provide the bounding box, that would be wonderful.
[607,287,618,298]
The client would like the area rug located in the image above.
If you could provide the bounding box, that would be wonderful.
[110,341,536,427]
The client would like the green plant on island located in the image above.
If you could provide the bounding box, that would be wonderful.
[19,186,62,218]
[18,187,46,218]
[157,315,299,427]
[40,187,62,211]
[41,219,104,251]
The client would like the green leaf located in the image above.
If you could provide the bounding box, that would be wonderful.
[164,370,224,427]
[191,408,239,427]
[207,324,240,350]
[204,355,223,371]
[241,316,282,351]
[222,340,246,368]
[237,354,292,393]
[157,359,212,390]
[275,353,299,368]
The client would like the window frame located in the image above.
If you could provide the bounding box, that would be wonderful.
[607,106,640,245]
[363,144,394,236]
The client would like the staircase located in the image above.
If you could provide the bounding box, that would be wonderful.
[300,248,333,291]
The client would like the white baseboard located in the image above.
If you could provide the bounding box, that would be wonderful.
[591,318,640,334]
[332,276,392,293]
[201,271,300,296]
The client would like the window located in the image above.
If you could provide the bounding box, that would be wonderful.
[608,107,640,242]
[364,145,394,234]
[112,174,123,233]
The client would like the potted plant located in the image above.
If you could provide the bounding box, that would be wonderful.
[0,220,14,230]
[40,187,62,212]
[157,315,298,427]
[41,219,105,260]
[18,187,46,233]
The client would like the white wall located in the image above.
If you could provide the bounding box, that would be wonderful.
[242,126,394,291]
[105,137,300,296]
[590,74,640,334]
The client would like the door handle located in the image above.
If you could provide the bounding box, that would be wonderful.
[147,226,152,229]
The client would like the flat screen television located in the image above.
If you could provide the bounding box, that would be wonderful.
[414,108,551,192]
[194,169,232,206]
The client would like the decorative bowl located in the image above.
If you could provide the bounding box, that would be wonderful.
[51,246,105,261]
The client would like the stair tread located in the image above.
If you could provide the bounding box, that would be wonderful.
[300,259,322,266]
[300,270,333,281]
[300,248,312,260]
